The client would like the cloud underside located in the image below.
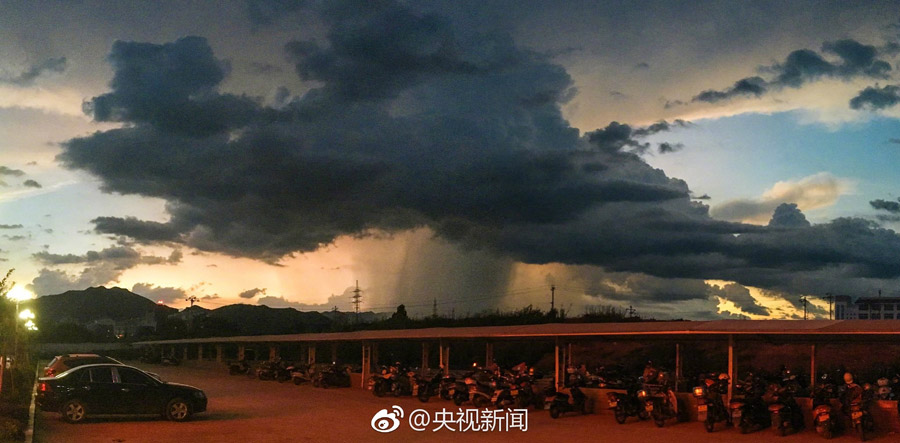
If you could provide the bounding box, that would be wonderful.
[55,0,900,303]
[689,38,898,111]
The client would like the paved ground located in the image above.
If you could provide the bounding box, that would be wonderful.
[33,362,898,442]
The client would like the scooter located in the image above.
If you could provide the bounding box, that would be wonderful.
[693,373,730,432]
[766,382,804,436]
[608,379,650,424]
[549,384,586,418]
[844,383,875,441]
[228,359,251,375]
[641,373,678,427]
[731,373,771,434]
[812,378,839,439]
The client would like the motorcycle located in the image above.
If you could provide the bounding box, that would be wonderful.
[228,359,251,376]
[693,373,730,432]
[290,363,312,385]
[414,371,444,402]
[731,373,771,434]
[875,377,892,400]
[371,364,414,397]
[161,355,180,366]
[314,364,352,388]
[843,383,875,441]
[640,372,678,427]
[608,378,650,424]
[765,381,805,436]
[812,376,839,439]
[548,384,586,418]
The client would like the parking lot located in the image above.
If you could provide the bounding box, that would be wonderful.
[33,362,898,442]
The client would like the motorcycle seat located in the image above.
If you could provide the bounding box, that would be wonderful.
[768,404,785,412]
[813,405,831,414]
[729,402,744,409]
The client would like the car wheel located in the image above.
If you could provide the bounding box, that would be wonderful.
[165,397,192,422]
[549,405,560,419]
[61,399,87,423]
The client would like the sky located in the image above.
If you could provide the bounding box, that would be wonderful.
[2,0,900,320]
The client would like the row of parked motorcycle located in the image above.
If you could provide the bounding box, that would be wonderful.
[634,367,879,441]
[367,362,588,419]
[227,358,352,388]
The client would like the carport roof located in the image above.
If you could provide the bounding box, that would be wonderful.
[133,319,900,345]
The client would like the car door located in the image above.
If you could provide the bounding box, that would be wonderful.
[114,367,164,414]
[84,367,122,414]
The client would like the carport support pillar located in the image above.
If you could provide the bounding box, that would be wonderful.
[269,345,279,361]
[727,335,735,402]
[421,343,429,370]
[331,343,338,364]
[361,343,372,388]
[554,337,560,391]
[216,344,223,363]
[810,344,816,388]
[238,345,245,361]
[307,344,316,365]
[566,342,573,367]
[675,343,682,392]
[183,346,189,362]
[439,340,449,376]
[485,342,494,367]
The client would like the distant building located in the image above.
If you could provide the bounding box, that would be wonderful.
[833,295,900,320]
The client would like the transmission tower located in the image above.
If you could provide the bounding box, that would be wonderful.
[800,296,809,320]
[351,281,362,322]
[432,298,437,318]
[626,305,636,318]
[550,285,556,313]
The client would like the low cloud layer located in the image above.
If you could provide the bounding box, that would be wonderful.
[29,246,181,295]
[0,57,66,87]
[689,39,894,105]
[711,173,849,224]
[56,1,900,308]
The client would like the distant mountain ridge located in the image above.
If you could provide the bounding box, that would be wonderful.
[24,286,380,339]
[27,286,177,323]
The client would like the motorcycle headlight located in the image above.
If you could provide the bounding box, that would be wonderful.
[693,386,705,397]
[637,389,648,399]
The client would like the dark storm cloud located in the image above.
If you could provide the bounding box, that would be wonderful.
[849,84,900,110]
[0,166,25,177]
[92,217,184,242]
[691,39,892,104]
[871,198,900,213]
[32,246,181,269]
[889,138,900,144]
[82,37,261,137]
[238,287,266,299]
[657,142,683,154]
[0,57,66,86]
[22,179,41,188]
[693,76,767,103]
[132,283,188,304]
[58,1,900,304]
[768,203,810,228]
[711,282,770,316]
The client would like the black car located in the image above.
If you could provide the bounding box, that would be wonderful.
[37,364,207,423]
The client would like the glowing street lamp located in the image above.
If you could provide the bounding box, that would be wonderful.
[7,285,34,303]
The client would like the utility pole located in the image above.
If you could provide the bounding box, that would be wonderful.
[550,285,556,313]
[800,296,809,320]
[432,298,437,318]
[185,295,199,307]
[823,293,834,320]
[351,281,362,322]
[626,305,636,318]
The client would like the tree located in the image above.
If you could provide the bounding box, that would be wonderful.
[390,304,409,322]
